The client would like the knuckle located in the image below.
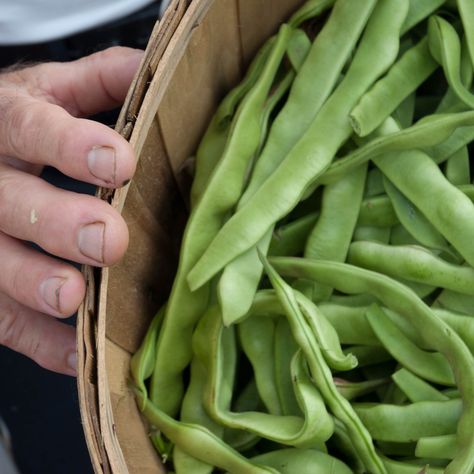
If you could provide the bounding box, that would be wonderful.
[0,298,26,351]
[0,170,21,230]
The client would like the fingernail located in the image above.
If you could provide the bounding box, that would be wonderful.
[40,277,66,312]
[67,351,77,375]
[78,222,105,263]
[87,146,116,184]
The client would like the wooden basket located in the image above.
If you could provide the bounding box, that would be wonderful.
[77,0,304,472]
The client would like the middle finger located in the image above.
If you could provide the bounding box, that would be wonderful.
[0,163,129,266]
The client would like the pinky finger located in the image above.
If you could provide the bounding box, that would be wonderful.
[0,291,77,376]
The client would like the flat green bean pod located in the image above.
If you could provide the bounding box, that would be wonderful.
[188,0,408,290]
[392,368,450,403]
[445,145,470,185]
[382,178,451,254]
[319,303,379,346]
[321,112,474,185]
[274,317,300,416]
[269,257,474,473]
[401,0,447,34]
[334,377,389,401]
[250,448,353,474]
[269,212,318,257]
[457,0,474,68]
[302,164,367,302]
[353,226,392,244]
[415,434,458,460]
[190,37,274,208]
[288,0,336,27]
[350,37,438,137]
[134,391,279,474]
[348,241,474,295]
[358,195,398,227]
[354,398,462,442]
[366,304,455,386]
[382,455,444,474]
[238,317,282,415]
[428,16,474,109]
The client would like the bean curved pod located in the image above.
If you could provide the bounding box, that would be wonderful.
[354,399,462,442]
[348,241,474,295]
[262,257,386,474]
[392,368,450,403]
[415,434,458,460]
[269,257,474,473]
[350,37,438,137]
[134,391,279,474]
[250,448,353,474]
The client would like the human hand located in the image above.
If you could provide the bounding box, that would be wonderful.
[0,46,143,376]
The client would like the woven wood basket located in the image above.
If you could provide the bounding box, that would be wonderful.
[77,0,304,472]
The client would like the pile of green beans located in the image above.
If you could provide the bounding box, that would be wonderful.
[131,0,474,472]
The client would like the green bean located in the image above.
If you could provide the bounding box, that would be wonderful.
[224,379,261,452]
[382,455,445,474]
[175,357,224,474]
[435,289,474,315]
[321,112,474,185]
[196,305,334,448]
[458,0,474,68]
[274,318,300,416]
[287,29,312,71]
[366,304,455,386]
[297,292,357,371]
[188,0,407,291]
[431,307,474,353]
[365,167,385,197]
[445,145,470,185]
[150,25,292,415]
[302,164,367,302]
[269,257,474,472]
[217,0,378,326]
[354,399,462,442]
[269,212,318,257]
[371,117,474,270]
[401,0,447,34]
[288,0,336,27]
[261,256,386,474]
[428,16,474,109]
[238,317,281,414]
[350,37,438,137]
[353,226,392,244]
[392,368,450,403]
[329,293,377,307]
[349,241,474,295]
[335,377,389,401]
[416,434,458,460]
[383,178,451,254]
[250,448,353,474]
[319,303,379,346]
[190,38,274,208]
[134,391,278,474]
[393,92,415,129]
[427,125,474,164]
[358,195,398,227]
[130,307,164,405]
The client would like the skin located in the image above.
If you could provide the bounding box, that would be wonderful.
[0,46,142,375]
